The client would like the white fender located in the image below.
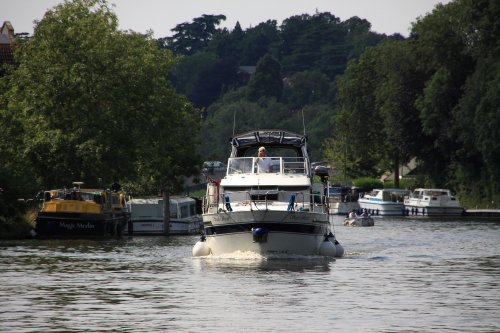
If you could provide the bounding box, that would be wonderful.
[192,241,211,256]
[319,240,337,257]
[334,240,345,257]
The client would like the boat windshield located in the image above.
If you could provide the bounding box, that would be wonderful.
[383,190,409,202]
[423,190,450,197]
[227,157,307,175]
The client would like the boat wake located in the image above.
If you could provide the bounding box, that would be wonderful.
[191,250,337,272]
[193,250,335,261]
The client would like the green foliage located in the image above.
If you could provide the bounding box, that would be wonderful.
[459,193,500,210]
[176,0,500,205]
[160,14,227,55]
[352,177,383,192]
[327,47,385,179]
[169,52,217,96]
[280,13,345,78]
[236,20,281,65]
[201,90,289,160]
[383,178,417,190]
[3,0,200,195]
[1,0,498,224]
[170,52,239,108]
[326,0,500,203]
[246,54,283,101]
[342,16,386,60]
[164,10,391,168]
[281,70,332,109]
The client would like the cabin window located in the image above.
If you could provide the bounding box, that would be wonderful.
[180,205,189,218]
[250,191,278,201]
[169,204,177,218]
[190,204,196,216]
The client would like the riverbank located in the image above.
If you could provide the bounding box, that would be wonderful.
[0,210,36,239]
[464,209,500,218]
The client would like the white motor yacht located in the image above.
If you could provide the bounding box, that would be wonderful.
[127,197,202,235]
[326,186,360,215]
[192,129,344,257]
[358,188,410,216]
[404,188,464,216]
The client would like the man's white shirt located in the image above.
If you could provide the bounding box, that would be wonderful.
[256,157,272,173]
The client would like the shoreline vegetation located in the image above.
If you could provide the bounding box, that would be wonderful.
[0,209,36,239]
[1,185,498,240]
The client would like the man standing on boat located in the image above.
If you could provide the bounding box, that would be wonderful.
[255,146,272,173]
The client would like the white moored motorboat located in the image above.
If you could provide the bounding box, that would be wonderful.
[358,188,410,216]
[192,129,344,257]
[127,197,202,235]
[404,188,464,216]
[326,186,360,215]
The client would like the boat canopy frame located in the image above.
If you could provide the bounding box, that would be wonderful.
[230,129,308,158]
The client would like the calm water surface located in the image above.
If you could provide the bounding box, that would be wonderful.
[1,217,499,332]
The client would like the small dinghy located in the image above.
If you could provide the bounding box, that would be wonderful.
[343,216,374,227]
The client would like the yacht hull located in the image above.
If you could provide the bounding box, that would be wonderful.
[404,205,464,216]
[202,210,330,256]
[357,200,405,216]
[329,202,360,215]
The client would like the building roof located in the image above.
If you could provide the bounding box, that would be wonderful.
[0,21,14,64]
[0,34,9,44]
[1,21,14,42]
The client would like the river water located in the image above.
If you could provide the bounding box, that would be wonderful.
[1,216,499,332]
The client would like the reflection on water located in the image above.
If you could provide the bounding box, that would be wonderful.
[1,219,499,332]
[193,252,334,273]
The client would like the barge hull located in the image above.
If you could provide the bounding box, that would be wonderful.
[35,212,129,238]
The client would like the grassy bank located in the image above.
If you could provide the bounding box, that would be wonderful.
[459,193,500,210]
[0,209,36,239]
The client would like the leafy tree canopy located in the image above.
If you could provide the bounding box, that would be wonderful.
[2,0,200,194]
[160,14,227,55]
[246,54,283,102]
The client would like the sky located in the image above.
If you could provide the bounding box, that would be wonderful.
[2,0,452,38]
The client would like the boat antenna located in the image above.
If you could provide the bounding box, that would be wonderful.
[301,108,306,136]
[232,110,236,137]
[72,181,84,190]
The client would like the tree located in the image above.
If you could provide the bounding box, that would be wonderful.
[246,54,283,101]
[342,16,386,60]
[237,20,281,65]
[281,70,332,110]
[160,14,227,55]
[168,52,217,100]
[280,12,351,79]
[372,40,424,187]
[6,0,200,196]
[410,1,474,187]
[328,48,383,178]
[450,0,500,200]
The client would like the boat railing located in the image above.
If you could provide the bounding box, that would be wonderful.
[226,157,308,175]
[203,190,328,214]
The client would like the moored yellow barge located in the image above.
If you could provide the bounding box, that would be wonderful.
[35,182,130,238]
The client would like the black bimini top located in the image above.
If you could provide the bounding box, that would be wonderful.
[230,129,308,158]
